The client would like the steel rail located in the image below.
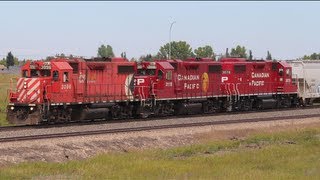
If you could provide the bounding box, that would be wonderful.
[1,105,319,132]
[0,113,319,143]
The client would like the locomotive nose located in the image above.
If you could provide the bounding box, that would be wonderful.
[17,78,41,103]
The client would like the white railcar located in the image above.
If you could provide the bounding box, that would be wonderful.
[287,60,320,104]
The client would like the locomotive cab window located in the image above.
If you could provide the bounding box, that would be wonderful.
[137,69,156,76]
[22,70,28,77]
[137,69,146,75]
[286,69,291,77]
[63,72,69,82]
[31,70,40,77]
[41,70,51,77]
[158,70,164,80]
[146,69,155,75]
[53,71,59,81]
[166,71,172,80]
[279,68,284,76]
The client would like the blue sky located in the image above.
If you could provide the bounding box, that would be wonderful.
[0,1,319,60]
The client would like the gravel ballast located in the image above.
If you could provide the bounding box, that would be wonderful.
[0,115,320,166]
[1,108,320,139]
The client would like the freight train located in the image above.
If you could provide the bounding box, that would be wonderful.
[6,57,319,125]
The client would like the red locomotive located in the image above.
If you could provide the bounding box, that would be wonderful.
[134,58,222,116]
[7,57,300,125]
[133,57,299,117]
[219,58,298,110]
[7,57,136,125]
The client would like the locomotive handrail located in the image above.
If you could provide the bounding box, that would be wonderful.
[236,83,240,101]
[220,81,292,96]
[151,81,157,96]
[45,84,51,102]
[9,77,19,92]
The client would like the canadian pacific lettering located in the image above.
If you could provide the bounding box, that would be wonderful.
[251,72,269,78]
[178,74,200,81]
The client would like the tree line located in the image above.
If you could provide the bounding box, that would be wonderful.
[97,41,274,61]
[302,53,320,60]
[2,42,318,69]
[97,41,320,61]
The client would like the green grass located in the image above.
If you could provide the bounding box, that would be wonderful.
[0,128,319,179]
[0,73,19,125]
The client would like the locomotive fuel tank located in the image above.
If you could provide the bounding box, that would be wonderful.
[256,95,277,109]
[260,99,278,109]
[79,108,109,120]
[175,102,203,115]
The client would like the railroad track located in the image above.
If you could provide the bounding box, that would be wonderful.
[0,112,319,143]
[1,105,319,132]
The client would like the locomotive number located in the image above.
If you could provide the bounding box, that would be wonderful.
[41,62,51,69]
[61,84,72,90]
[166,82,173,87]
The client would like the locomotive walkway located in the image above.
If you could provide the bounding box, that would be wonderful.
[1,107,320,143]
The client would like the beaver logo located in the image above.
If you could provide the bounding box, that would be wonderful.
[125,74,134,100]
[201,72,209,92]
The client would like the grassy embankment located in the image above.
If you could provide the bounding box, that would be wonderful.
[0,74,19,125]
[0,128,319,179]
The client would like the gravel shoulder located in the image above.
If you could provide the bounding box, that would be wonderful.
[0,116,320,166]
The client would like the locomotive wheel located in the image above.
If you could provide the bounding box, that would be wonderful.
[242,99,252,111]
[203,100,220,113]
[254,99,263,110]
[277,96,291,108]
[110,105,121,119]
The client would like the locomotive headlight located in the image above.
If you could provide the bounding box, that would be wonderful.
[10,106,14,110]
[24,85,27,89]
[24,82,27,85]
[30,107,34,111]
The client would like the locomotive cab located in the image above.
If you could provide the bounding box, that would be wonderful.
[134,61,174,100]
[7,59,74,125]
[276,61,297,93]
[7,61,54,125]
[46,61,74,103]
[133,61,175,117]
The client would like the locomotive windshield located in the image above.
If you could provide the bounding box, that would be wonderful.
[23,69,51,77]
[137,69,156,76]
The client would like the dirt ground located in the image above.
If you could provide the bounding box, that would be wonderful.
[0,117,320,166]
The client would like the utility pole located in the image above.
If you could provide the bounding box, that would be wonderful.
[169,21,176,59]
